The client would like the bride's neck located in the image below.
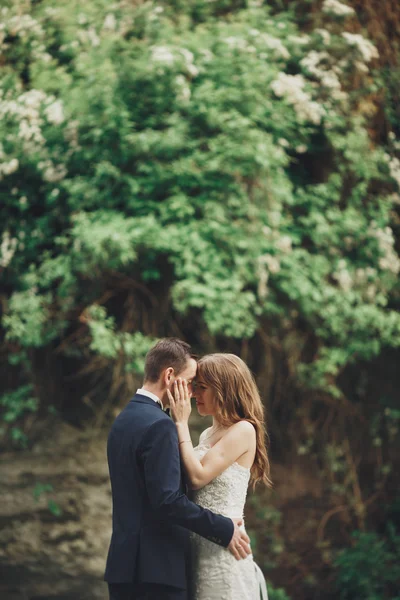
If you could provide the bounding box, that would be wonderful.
[212,417,227,430]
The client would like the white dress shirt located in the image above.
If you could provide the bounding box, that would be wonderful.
[136,387,164,410]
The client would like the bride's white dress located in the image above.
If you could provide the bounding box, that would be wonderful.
[190,429,268,600]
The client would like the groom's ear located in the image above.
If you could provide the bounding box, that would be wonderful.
[163,366,175,387]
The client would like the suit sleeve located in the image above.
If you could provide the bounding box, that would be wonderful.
[137,417,234,547]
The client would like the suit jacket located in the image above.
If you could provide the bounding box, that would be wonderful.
[104,393,234,589]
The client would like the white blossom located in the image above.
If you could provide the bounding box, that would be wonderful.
[0,89,54,149]
[180,48,199,77]
[259,34,290,59]
[262,254,281,274]
[38,160,67,183]
[175,75,191,102]
[103,14,116,31]
[257,253,281,298]
[385,154,400,190]
[44,100,64,125]
[288,34,310,46]
[275,235,292,253]
[87,27,100,47]
[322,0,355,17]
[300,51,344,96]
[333,261,353,291]
[342,33,379,62]
[0,157,19,178]
[369,223,400,275]
[0,231,18,268]
[271,73,325,125]
[315,29,331,45]
[152,46,175,66]
[223,36,248,51]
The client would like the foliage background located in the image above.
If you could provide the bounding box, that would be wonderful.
[1,0,400,598]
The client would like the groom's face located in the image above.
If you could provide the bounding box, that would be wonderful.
[175,357,197,396]
[162,357,197,405]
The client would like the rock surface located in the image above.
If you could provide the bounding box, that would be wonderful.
[0,422,111,600]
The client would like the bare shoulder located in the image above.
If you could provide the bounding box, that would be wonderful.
[229,420,256,440]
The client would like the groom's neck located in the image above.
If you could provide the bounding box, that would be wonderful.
[142,381,165,404]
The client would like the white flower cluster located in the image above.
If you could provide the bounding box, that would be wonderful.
[332,261,380,299]
[175,75,191,103]
[151,46,199,77]
[332,259,352,291]
[315,29,331,45]
[341,33,379,63]
[0,11,49,62]
[384,153,400,191]
[354,267,379,300]
[369,224,400,275]
[1,13,44,39]
[78,26,100,47]
[44,100,64,125]
[275,235,292,253]
[152,46,175,66]
[300,51,346,99]
[38,160,67,183]
[332,260,386,300]
[223,36,250,51]
[0,231,18,268]
[0,89,65,152]
[0,157,19,179]
[103,14,117,31]
[271,73,325,125]
[249,30,290,60]
[180,49,199,78]
[257,253,281,298]
[322,0,355,17]
[288,34,310,46]
[261,34,290,59]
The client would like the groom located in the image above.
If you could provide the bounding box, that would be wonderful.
[105,338,251,600]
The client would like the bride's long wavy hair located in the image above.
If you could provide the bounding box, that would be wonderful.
[197,353,272,488]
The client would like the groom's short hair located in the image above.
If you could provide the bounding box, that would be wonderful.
[144,338,193,383]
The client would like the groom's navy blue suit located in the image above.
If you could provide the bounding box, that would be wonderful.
[104,393,234,600]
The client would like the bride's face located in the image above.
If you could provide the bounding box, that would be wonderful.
[193,378,216,417]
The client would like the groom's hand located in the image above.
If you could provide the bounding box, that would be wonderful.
[228,518,251,560]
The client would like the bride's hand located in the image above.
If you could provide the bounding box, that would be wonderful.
[168,378,192,423]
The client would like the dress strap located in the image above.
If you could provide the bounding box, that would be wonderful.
[254,562,268,600]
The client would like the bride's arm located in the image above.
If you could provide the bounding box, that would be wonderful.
[169,379,255,490]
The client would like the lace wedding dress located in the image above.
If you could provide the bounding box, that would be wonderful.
[190,429,268,600]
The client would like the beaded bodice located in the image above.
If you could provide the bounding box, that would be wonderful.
[191,429,251,518]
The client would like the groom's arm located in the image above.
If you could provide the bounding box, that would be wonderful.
[137,417,234,547]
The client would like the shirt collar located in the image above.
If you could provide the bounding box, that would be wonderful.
[136,387,164,410]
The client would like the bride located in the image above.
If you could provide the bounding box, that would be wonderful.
[168,353,271,600]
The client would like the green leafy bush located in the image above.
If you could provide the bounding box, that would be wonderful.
[1,0,399,400]
[334,528,400,600]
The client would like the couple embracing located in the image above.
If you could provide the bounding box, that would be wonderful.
[105,338,271,600]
